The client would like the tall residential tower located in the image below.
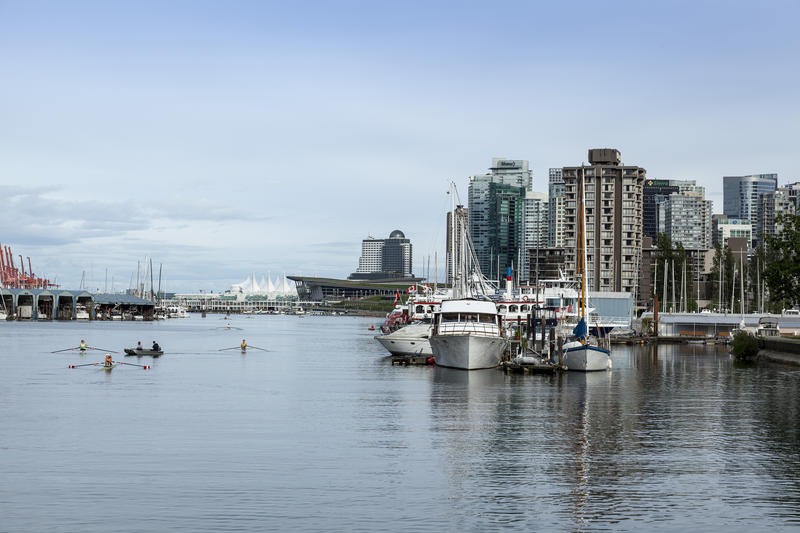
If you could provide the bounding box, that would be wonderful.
[563,148,645,294]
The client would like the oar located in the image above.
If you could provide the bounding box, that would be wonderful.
[218,347,242,351]
[119,361,150,369]
[89,347,120,353]
[68,362,100,368]
[52,347,80,353]
[246,345,270,352]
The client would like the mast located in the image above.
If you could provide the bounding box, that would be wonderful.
[731,263,737,314]
[740,251,745,316]
[671,259,675,313]
[579,165,587,319]
[434,251,437,292]
[663,259,668,314]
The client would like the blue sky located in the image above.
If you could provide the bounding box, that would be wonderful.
[1,1,798,291]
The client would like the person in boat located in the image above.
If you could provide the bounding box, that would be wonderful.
[104,354,113,367]
[152,340,160,352]
[241,339,247,351]
[136,341,143,350]
[79,339,88,351]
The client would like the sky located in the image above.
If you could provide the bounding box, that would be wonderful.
[1,1,798,292]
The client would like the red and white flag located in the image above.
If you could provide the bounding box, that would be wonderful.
[394,290,401,305]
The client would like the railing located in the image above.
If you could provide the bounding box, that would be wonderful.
[435,322,502,337]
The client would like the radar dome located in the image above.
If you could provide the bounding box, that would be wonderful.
[389,230,405,239]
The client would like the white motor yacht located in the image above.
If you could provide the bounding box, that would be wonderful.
[430,299,506,370]
[374,322,433,356]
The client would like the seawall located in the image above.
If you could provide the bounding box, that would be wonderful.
[758,337,800,366]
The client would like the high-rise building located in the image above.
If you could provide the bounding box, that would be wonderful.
[468,158,532,281]
[446,205,468,285]
[758,188,796,244]
[349,230,413,280]
[521,191,548,281]
[548,168,565,247]
[563,148,646,294]
[723,173,778,247]
[643,180,680,239]
[664,191,713,249]
[354,235,384,274]
[784,181,800,210]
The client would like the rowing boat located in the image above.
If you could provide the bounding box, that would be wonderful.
[124,349,164,357]
[101,363,118,371]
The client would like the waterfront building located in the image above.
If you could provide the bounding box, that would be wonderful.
[563,148,646,294]
[723,173,778,247]
[758,188,796,244]
[468,158,532,282]
[713,217,752,250]
[349,230,413,281]
[446,205,468,285]
[354,235,384,274]
[521,191,548,282]
[548,168,565,247]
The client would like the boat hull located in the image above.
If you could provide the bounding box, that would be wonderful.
[124,349,164,357]
[429,334,506,370]
[374,335,433,356]
[564,344,611,372]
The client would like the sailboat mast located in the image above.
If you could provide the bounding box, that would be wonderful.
[579,165,587,319]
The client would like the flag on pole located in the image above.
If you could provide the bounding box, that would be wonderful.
[394,290,401,305]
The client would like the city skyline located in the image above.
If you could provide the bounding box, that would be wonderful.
[1,1,799,291]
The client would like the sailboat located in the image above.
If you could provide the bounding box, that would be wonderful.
[429,183,507,370]
[562,166,612,372]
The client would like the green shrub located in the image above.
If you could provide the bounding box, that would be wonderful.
[731,331,759,360]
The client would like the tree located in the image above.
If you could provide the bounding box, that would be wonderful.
[764,213,800,309]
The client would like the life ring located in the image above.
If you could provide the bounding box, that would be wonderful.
[522,296,529,302]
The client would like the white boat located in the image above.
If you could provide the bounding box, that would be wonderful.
[75,305,90,320]
[430,299,506,370]
[428,182,507,370]
[374,322,433,356]
[563,165,611,372]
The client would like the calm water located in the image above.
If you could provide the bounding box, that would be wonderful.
[1,315,799,532]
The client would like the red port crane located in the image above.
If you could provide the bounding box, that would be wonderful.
[0,243,55,289]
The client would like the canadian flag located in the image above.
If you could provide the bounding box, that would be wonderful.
[407,285,416,294]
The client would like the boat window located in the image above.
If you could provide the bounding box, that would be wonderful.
[509,305,518,313]
[479,314,494,323]
[416,305,424,313]
[427,306,434,313]
[498,305,507,313]
[442,313,459,322]
[521,305,529,312]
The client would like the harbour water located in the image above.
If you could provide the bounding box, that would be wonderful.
[1,315,799,531]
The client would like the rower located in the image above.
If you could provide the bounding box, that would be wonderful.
[152,340,160,352]
[79,339,88,351]
[104,354,113,367]
[136,341,143,350]
[241,339,247,351]
[226,323,231,329]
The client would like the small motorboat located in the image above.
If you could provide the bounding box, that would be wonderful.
[124,348,164,357]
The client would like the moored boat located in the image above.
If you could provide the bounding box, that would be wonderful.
[374,322,433,356]
[124,348,164,357]
[430,299,506,370]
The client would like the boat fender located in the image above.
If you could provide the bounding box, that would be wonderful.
[426,356,435,365]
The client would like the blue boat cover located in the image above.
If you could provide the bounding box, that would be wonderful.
[573,317,588,339]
